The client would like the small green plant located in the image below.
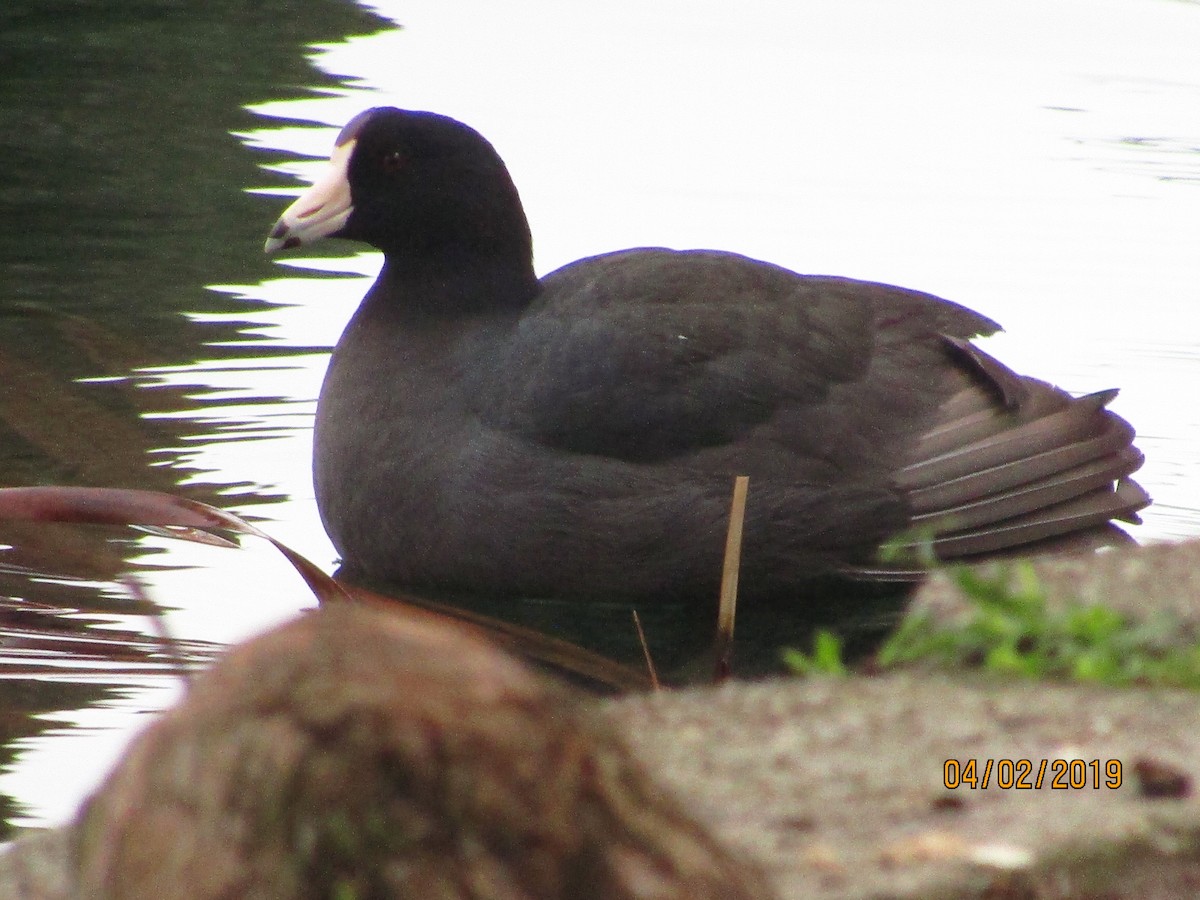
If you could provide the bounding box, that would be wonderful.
[780,629,848,676]
[783,562,1200,689]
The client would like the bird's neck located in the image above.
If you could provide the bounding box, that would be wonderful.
[373,248,538,320]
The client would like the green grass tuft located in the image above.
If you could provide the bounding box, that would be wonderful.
[779,629,848,676]
[783,562,1200,689]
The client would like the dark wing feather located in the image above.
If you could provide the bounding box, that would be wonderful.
[474,246,1147,579]
[483,248,997,464]
[878,339,1148,568]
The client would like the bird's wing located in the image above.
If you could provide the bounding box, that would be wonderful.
[479,249,998,465]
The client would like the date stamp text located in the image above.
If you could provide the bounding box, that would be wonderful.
[944,758,1122,790]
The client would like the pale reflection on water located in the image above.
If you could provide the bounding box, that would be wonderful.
[2,0,1199,830]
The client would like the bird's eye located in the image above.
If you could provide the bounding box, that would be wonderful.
[381,151,404,173]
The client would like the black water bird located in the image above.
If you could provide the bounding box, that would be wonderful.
[265,107,1148,607]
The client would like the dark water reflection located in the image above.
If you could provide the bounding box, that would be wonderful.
[0,0,388,835]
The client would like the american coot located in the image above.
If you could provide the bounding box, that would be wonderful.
[265,107,1149,605]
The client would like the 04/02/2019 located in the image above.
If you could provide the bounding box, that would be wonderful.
[944,758,1122,790]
